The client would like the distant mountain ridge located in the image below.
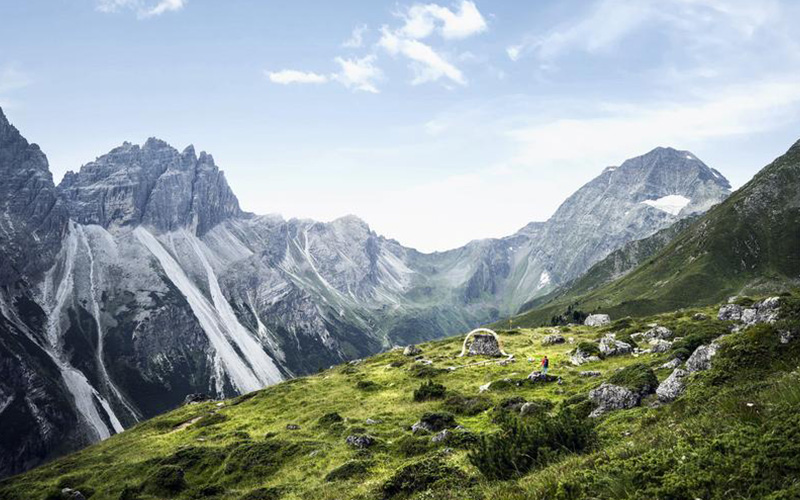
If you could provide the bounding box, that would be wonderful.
[0,106,730,476]
[509,139,800,327]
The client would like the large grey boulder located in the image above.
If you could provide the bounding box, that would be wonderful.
[744,297,781,327]
[541,334,565,345]
[642,326,673,341]
[599,335,632,357]
[468,334,502,357]
[656,368,689,402]
[686,342,720,372]
[403,345,422,357]
[584,314,611,327]
[649,339,673,353]
[588,383,639,417]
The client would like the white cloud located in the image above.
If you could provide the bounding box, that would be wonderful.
[400,1,487,40]
[334,56,382,93]
[379,28,465,85]
[266,70,329,85]
[509,77,800,167]
[343,24,368,48]
[507,0,782,62]
[95,0,185,18]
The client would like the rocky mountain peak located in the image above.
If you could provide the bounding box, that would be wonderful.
[57,138,242,235]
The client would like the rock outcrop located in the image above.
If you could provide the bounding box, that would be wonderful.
[656,368,689,402]
[599,335,632,357]
[585,314,611,327]
[686,342,721,372]
[589,383,640,417]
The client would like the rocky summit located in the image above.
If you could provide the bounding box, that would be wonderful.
[0,107,732,477]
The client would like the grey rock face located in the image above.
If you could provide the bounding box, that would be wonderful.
[656,368,689,402]
[468,334,502,357]
[718,304,743,321]
[58,140,242,236]
[585,314,611,327]
[589,383,640,417]
[686,342,720,372]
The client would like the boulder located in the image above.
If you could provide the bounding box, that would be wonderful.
[656,368,689,402]
[588,383,639,417]
[403,345,422,356]
[61,489,86,500]
[693,313,709,321]
[659,358,683,370]
[742,297,781,327]
[580,370,602,377]
[780,330,795,344]
[527,371,557,383]
[686,342,720,372]
[570,353,601,366]
[345,434,375,449]
[468,334,502,357]
[411,413,457,434]
[183,393,212,405]
[584,314,611,327]
[642,326,673,341]
[599,335,632,357]
[541,334,565,345]
[718,304,743,321]
[649,339,673,353]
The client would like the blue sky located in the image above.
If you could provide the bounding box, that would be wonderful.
[1,0,800,252]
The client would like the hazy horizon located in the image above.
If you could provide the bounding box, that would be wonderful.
[2,0,800,251]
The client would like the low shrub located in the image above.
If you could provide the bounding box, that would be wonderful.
[608,363,658,396]
[575,341,601,358]
[381,458,465,499]
[325,460,372,482]
[143,465,186,497]
[238,487,282,500]
[356,380,380,391]
[194,412,228,428]
[468,410,596,480]
[317,412,344,426]
[395,435,432,457]
[413,380,447,401]
[408,364,446,378]
[442,393,492,416]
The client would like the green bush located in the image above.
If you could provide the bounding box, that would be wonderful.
[413,380,447,401]
[317,412,344,426]
[143,465,186,497]
[356,380,380,391]
[415,412,457,432]
[574,341,601,358]
[608,363,658,396]
[468,411,596,480]
[442,393,492,416]
[325,460,372,482]
[395,435,432,457]
[408,364,446,378]
[381,458,465,499]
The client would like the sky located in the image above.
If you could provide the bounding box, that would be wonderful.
[1,0,800,252]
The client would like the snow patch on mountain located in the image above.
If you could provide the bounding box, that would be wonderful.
[641,195,691,216]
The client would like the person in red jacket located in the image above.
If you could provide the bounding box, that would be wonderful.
[541,355,549,375]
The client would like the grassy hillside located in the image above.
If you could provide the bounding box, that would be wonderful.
[2,295,800,500]
[507,140,800,328]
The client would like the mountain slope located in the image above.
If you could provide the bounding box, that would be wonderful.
[0,107,730,477]
[2,296,799,500]
[511,140,800,327]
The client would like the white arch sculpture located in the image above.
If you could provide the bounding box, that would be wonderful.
[458,328,511,357]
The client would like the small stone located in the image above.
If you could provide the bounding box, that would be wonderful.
[365,418,382,425]
[580,370,602,377]
[183,393,211,405]
[61,489,86,500]
[345,434,375,449]
[780,330,794,344]
[692,313,708,321]
[660,358,683,370]
[286,424,300,430]
[541,334,565,345]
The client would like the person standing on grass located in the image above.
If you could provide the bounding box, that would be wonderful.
[541,355,549,375]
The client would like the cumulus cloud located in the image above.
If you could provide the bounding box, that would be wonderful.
[266,70,329,85]
[96,0,186,18]
[333,56,383,93]
[343,24,368,48]
[399,1,487,40]
[379,28,465,85]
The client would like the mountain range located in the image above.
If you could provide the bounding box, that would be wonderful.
[0,106,731,477]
